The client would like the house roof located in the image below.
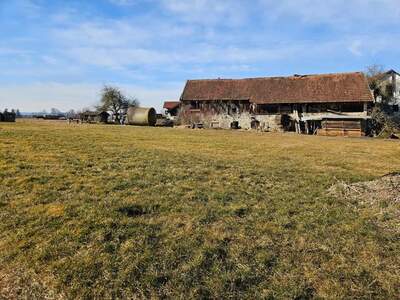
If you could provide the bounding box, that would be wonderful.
[163,101,180,110]
[369,69,400,86]
[180,72,374,104]
[386,69,400,76]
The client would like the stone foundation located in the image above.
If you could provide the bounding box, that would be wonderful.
[198,112,284,131]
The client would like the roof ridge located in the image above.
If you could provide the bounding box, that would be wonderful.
[187,71,365,82]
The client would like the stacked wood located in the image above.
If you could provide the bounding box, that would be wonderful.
[317,120,363,137]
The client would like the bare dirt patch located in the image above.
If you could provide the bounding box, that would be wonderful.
[329,173,400,234]
[0,267,63,300]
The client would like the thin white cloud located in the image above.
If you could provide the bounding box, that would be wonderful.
[66,47,172,69]
[0,83,99,112]
[259,0,400,28]
[13,0,42,18]
[63,39,356,71]
[53,21,151,48]
[108,0,140,6]
[348,40,363,57]
[161,0,248,26]
[0,47,32,56]
[0,82,183,112]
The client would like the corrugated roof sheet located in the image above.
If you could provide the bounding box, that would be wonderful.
[163,101,180,110]
[180,72,374,104]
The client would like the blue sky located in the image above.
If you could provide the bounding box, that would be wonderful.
[1,0,400,112]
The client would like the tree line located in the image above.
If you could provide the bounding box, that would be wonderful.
[1,109,21,117]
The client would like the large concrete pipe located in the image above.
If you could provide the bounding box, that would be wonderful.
[126,107,157,126]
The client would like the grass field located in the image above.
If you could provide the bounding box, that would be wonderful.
[1,119,399,299]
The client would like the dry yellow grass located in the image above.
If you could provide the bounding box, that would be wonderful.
[0,119,399,299]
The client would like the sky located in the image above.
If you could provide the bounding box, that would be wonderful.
[1,0,400,112]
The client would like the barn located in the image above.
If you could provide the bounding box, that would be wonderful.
[179,72,374,136]
[163,101,180,120]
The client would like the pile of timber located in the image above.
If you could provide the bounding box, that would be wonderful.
[317,120,362,137]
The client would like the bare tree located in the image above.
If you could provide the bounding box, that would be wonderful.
[66,109,76,119]
[97,85,139,123]
[50,108,62,115]
[364,64,394,104]
[364,65,400,136]
[365,64,385,79]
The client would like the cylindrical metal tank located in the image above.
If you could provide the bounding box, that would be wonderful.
[126,107,157,126]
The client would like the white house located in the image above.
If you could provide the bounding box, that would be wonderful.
[375,69,400,111]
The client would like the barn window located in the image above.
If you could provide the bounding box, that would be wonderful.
[190,101,200,109]
[307,104,324,113]
[240,102,250,113]
[341,103,364,112]
[279,104,293,113]
[257,104,279,114]
[327,104,341,112]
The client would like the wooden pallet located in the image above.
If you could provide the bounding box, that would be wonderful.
[317,128,362,137]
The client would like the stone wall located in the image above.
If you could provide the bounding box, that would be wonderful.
[181,109,285,131]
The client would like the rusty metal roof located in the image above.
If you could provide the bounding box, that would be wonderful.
[163,101,180,110]
[180,72,374,104]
